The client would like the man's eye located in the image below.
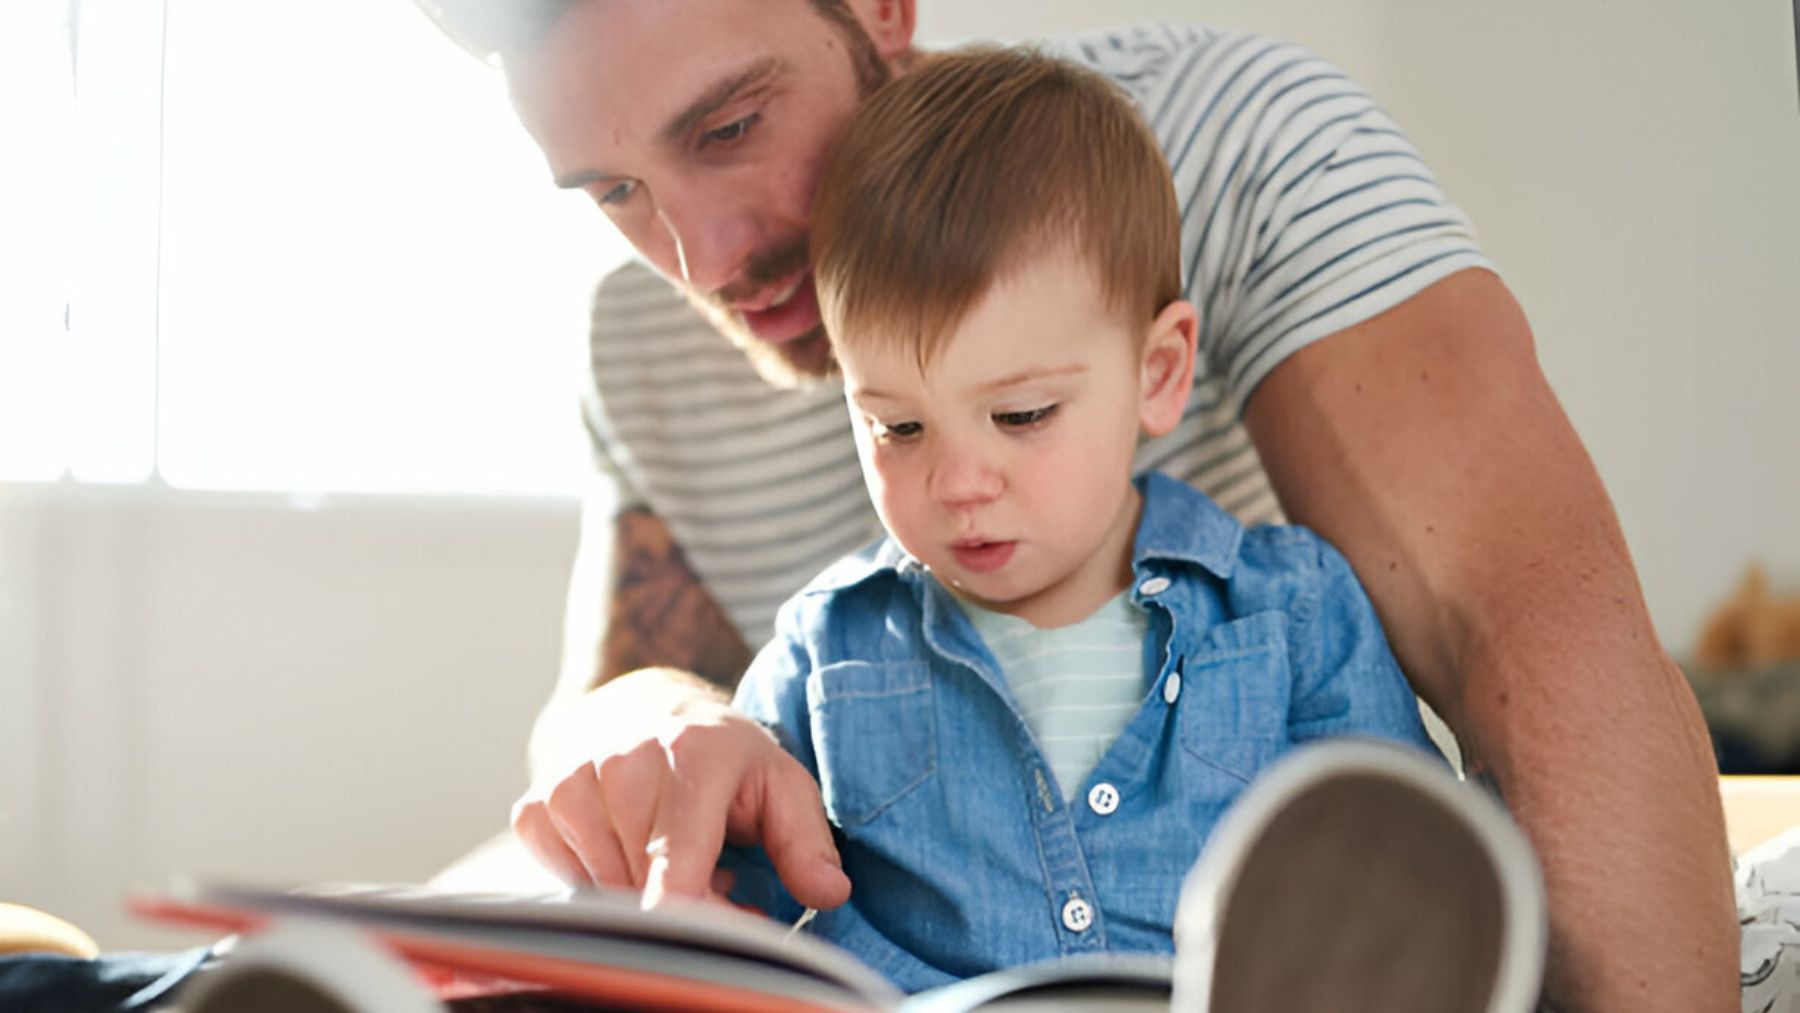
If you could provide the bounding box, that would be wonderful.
[994,405,1057,428]
[702,113,760,148]
[595,179,638,207]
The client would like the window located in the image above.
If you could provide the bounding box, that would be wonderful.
[0,3,82,481]
[1,0,628,496]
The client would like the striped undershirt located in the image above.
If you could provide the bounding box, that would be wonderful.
[954,591,1151,801]
[579,22,1492,655]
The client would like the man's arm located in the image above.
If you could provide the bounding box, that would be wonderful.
[590,509,755,690]
[1242,267,1737,1012]
[527,501,750,781]
[517,497,848,909]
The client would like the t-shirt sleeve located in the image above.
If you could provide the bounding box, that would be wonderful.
[578,264,659,516]
[577,382,645,514]
[1133,25,1496,409]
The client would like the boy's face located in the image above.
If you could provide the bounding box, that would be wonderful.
[504,0,909,388]
[839,254,1196,628]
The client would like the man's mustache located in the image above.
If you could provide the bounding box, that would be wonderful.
[712,237,810,307]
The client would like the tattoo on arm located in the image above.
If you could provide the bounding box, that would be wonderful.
[594,509,753,692]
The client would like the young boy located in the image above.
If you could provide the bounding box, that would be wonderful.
[722,46,1444,992]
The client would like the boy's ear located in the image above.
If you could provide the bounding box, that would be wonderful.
[846,0,917,61]
[1139,299,1198,438]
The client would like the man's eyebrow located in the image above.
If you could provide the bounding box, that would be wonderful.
[552,58,784,191]
[554,167,610,191]
[662,57,784,145]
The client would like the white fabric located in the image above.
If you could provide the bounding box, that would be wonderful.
[954,591,1149,801]
[1738,826,1800,1012]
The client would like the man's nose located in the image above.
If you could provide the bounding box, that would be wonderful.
[928,443,1005,508]
[652,179,765,295]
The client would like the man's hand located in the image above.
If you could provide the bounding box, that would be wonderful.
[518,506,850,908]
[511,668,852,911]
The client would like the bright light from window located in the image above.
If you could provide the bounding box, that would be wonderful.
[0,4,78,481]
[66,0,163,484]
[2,0,627,496]
[156,0,621,496]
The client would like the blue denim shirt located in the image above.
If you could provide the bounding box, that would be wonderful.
[726,472,1441,992]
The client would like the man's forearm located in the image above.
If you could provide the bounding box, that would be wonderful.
[594,510,753,692]
[1451,586,1736,1012]
[532,506,751,782]
[1413,339,1738,1011]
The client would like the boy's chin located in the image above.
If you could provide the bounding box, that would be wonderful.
[941,578,1025,613]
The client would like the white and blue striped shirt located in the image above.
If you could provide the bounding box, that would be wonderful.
[955,591,1151,802]
[579,24,1491,654]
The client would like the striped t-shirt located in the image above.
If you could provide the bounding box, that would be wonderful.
[955,591,1151,802]
[578,23,1491,654]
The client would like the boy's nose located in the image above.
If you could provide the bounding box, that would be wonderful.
[928,447,1004,508]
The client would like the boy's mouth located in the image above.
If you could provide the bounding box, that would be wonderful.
[951,539,1017,574]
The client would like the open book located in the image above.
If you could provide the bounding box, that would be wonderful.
[131,879,1173,1013]
[129,744,1540,1011]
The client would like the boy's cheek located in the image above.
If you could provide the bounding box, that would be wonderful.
[876,486,923,535]
[867,459,913,505]
[861,469,916,537]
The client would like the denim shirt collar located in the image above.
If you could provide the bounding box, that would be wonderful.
[1130,470,1243,580]
[805,470,1245,599]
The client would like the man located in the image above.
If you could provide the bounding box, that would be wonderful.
[418,1,1735,1009]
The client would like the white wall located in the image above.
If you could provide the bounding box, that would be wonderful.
[0,485,577,948]
[2,0,1796,953]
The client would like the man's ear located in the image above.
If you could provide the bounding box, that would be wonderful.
[846,0,917,61]
[1139,300,1198,438]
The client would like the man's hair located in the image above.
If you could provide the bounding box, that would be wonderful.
[409,0,571,62]
[811,47,1184,369]
[412,0,879,89]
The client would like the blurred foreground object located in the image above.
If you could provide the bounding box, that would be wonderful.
[0,903,100,959]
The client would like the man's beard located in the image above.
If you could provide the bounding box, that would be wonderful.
[676,5,892,390]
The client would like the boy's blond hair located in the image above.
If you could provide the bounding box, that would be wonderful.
[811,46,1184,368]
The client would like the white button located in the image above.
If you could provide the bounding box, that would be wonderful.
[1164,671,1182,704]
[1061,896,1094,933]
[1087,782,1121,816]
[1137,576,1171,596]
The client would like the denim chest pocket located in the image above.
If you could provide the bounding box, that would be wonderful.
[806,660,938,829]
[1174,610,1295,784]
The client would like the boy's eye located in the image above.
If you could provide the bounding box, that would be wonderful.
[701,113,760,148]
[873,419,923,442]
[993,405,1057,429]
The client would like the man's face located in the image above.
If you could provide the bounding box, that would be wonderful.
[838,254,1162,629]
[505,0,905,387]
